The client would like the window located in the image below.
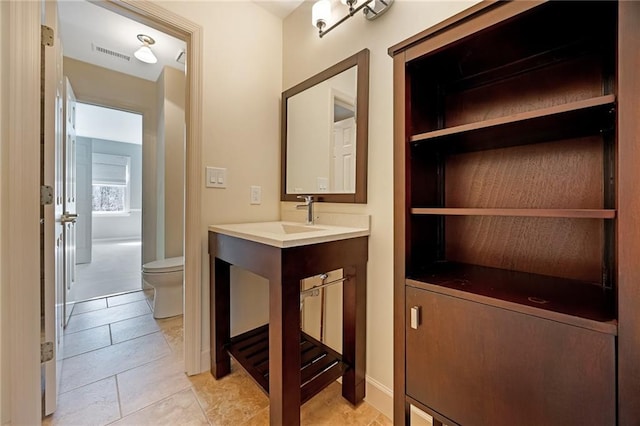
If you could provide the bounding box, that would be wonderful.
[92,153,130,214]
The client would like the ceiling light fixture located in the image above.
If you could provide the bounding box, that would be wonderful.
[134,34,157,64]
[312,0,393,38]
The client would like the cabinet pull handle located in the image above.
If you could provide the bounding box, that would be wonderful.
[410,306,421,329]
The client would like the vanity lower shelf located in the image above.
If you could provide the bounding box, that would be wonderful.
[227,324,347,403]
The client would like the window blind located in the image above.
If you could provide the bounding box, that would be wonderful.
[92,153,129,186]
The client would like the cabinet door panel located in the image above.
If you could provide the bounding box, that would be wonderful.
[406,287,615,426]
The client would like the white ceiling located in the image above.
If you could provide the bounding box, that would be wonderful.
[57,0,186,82]
[57,1,305,82]
[253,0,306,19]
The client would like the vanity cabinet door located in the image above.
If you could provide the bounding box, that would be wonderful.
[405,286,615,426]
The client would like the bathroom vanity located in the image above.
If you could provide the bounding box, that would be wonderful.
[208,219,369,425]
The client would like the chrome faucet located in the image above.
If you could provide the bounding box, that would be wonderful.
[296,195,315,224]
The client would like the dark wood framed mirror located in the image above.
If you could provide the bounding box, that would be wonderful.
[281,48,369,203]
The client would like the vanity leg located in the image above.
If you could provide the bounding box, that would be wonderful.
[269,277,302,426]
[211,257,231,378]
[342,263,367,405]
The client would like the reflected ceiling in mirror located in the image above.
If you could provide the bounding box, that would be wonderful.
[281,49,369,203]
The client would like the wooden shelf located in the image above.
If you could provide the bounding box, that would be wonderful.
[411,208,616,219]
[410,95,615,152]
[227,324,347,404]
[407,262,617,335]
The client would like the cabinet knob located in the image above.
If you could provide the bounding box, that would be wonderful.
[410,306,421,329]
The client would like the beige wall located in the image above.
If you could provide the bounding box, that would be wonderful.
[283,0,479,414]
[64,58,159,265]
[154,2,282,344]
[157,67,186,259]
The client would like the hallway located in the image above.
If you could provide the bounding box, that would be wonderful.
[44,290,391,425]
[71,240,143,302]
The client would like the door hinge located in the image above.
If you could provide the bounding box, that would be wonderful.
[41,341,54,363]
[41,185,54,205]
[41,25,54,47]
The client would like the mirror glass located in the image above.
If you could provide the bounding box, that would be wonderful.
[281,49,369,203]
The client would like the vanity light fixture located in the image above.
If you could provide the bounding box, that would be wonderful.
[312,0,394,38]
[134,34,158,64]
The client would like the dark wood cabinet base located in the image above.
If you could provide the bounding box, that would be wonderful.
[209,232,368,425]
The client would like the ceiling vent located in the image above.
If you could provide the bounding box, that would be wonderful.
[92,43,131,62]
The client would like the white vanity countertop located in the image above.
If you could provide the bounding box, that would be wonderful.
[208,217,369,249]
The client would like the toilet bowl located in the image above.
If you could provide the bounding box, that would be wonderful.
[141,257,184,319]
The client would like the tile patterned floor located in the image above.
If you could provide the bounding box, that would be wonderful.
[44,290,392,425]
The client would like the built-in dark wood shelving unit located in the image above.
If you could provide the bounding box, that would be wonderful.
[390,1,640,424]
[227,324,346,404]
[406,262,616,334]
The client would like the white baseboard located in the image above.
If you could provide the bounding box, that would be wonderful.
[199,348,211,373]
[364,375,393,420]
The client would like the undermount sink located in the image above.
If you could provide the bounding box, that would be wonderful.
[208,220,369,248]
[236,221,325,235]
[277,223,324,234]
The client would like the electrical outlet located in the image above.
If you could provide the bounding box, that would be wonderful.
[250,185,261,205]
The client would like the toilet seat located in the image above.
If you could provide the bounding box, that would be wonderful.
[142,257,183,273]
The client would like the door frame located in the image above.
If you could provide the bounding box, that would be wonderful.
[88,0,204,376]
[5,2,42,424]
[6,1,203,423]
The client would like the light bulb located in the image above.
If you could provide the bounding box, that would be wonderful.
[134,44,157,64]
[312,0,331,29]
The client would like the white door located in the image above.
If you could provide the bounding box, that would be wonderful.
[76,137,93,264]
[332,117,356,192]
[63,77,78,325]
[42,0,65,415]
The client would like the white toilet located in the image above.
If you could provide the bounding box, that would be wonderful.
[141,257,184,319]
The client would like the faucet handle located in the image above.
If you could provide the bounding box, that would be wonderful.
[296,195,313,203]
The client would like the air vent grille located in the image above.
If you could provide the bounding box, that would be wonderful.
[92,44,131,62]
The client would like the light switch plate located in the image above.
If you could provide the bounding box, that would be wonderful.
[250,185,261,204]
[206,167,227,188]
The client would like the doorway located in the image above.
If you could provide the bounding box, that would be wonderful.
[7,1,202,423]
[71,103,144,302]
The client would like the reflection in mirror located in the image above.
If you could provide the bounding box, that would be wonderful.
[281,49,369,203]
[286,67,357,194]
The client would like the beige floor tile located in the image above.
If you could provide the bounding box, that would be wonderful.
[240,381,381,426]
[244,406,270,426]
[370,413,394,426]
[63,325,111,359]
[111,388,208,426]
[189,366,269,425]
[107,290,148,307]
[110,313,161,344]
[61,332,171,393]
[66,300,151,334]
[117,354,190,416]
[71,298,107,315]
[42,376,120,426]
[156,315,183,355]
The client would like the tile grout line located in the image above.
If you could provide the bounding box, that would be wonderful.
[66,309,154,335]
[189,386,213,425]
[111,382,194,423]
[58,331,172,395]
[114,374,124,424]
